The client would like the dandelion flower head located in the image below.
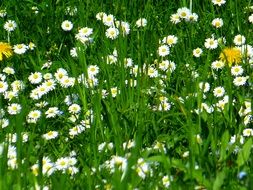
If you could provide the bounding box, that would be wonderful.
[219,47,242,67]
[0,42,13,61]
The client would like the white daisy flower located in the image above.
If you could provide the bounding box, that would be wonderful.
[61,20,73,31]
[212,18,223,28]
[204,37,218,49]
[193,48,203,57]
[28,72,43,84]
[213,86,225,97]
[105,27,119,40]
[7,103,22,115]
[233,34,246,46]
[233,76,249,86]
[136,18,147,27]
[13,44,28,54]
[4,20,17,32]
[231,65,244,76]
[158,45,170,57]
[42,131,58,140]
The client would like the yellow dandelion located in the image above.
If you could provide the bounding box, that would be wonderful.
[219,47,242,67]
[0,42,13,61]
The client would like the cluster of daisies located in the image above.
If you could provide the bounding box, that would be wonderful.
[31,152,79,177]
[95,140,172,189]
[0,0,253,188]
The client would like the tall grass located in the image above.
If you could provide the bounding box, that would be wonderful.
[0,0,252,189]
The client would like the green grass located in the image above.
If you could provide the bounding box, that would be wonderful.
[0,0,253,189]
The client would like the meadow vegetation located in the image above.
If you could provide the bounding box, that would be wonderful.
[0,0,253,189]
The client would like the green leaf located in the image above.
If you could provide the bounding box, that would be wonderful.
[237,138,252,167]
[219,130,229,162]
[213,169,226,190]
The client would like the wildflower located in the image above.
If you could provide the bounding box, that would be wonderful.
[240,44,253,58]
[233,76,248,86]
[45,107,61,118]
[211,60,225,70]
[0,118,9,128]
[70,47,77,57]
[59,76,75,88]
[116,21,130,36]
[61,20,73,31]
[0,74,6,81]
[170,13,181,24]
[11,80,25,92]
[177,7,191,20]
[55,157,69,170]
[162,35,178,46]
[31,6,39,14]
[3,67,15,75]
[102,14,115,27]
[162,175,171,188]
[87,65,99,77]
[158,45,170,57]
[69,125,85,136]
[35,101,48,108]
[54,68,68,81]
[167,61,176,72]
[243,128,253,137]
[123,140,135,150]
[158,102,171,111]
[4,20,17,32]
[0,81,8,93]
[96,12,106,20]
[188,13,198,22]
[42,160,55,176]
[124,58,133,67]
[68,104,81,114]
[147,67,158,78]
[0,42,13,61]
[78,27,93,37]
[238,171,247,179]
[212,18,223,28]
[28,72,43,84]
[213,86,225,97]
[199,82,210,93]
[136,158,150,179]
[0,90,11,100]
[13,44,28,54]
[65,6,77,16]
[106,55,117,64]
[204,37,218,49]
[196,134,202,144]
[136,18,147,27]
[0,9,7,18]
[7,103,22,115]
[244,115,252,125]
[231,65,243,76]
[27,110,41,123]
[159,60,169,71]
[249,14,253,24]
[105,27,119,40]
[219,47,242,67]
[42,79,56,91]
[233,35,246,46]
[43,73,53,80]
[212,0,226,6]
[42,131,58,140]
[193,48,203,57]
[27,42,36,50]
[41,60,52,69]
[106,156,128,173]
[110,87,118,98]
